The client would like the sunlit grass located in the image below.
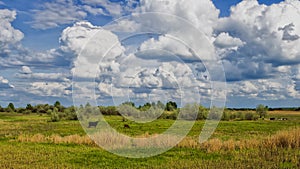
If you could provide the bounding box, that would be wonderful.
[1,112,300,168]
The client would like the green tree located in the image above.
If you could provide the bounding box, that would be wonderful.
[54,101,61,108]
[165,101,177,111]
[256,104,268,118]
[26,104,33,110]
[7,103,15,112]
[122,101,135,107]
[156,101,165,109]
[138,102,151,111]
[198,105,208,120]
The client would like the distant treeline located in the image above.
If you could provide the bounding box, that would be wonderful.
[0,101,299,122]
[227,107,300,111]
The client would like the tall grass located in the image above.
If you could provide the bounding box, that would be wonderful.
[16,127,300,153]
[17,134,95,146]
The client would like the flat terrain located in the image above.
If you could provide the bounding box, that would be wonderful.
[0,111,299,168]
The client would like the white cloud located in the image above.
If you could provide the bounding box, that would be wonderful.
[30,0,133,30]
[0,9,24,51]
[228,78,299,100]
[136,0,219,36]
[20,66,32,74]
[31,0,87,29]
[16,66,70,82]
[214,32,245,49]
[4,0,298,106]
[81,0,123,17]
[60,21,124,79]
[0,76,14,89]
[27,82,71,97]
[139,35,195,61]
[215,0,300,82]
[82,5,105,15]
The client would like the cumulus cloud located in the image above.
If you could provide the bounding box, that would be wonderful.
[61,20,211,105]
[0,9,24,54]
[214,32,245,49]
[135,0,219,36]
[3,0,299,106]
[214,0,300,81]
[0,76,14,89]
[19,66,32,74]
[138,35,196,61]
[60,21,124,79]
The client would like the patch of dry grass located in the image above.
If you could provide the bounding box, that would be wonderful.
[16,127,300,153]
[17,134,95,146]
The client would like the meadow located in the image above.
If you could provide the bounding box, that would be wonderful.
[0,110,299,168]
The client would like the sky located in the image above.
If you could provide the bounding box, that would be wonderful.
[0,0,300,108]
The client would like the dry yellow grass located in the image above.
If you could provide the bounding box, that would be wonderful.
[268,110,300,115]
[262,127,300,149]
[17,134,95,146]
[16,127,300,153]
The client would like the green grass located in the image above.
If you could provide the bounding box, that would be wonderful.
[0,111,300,168]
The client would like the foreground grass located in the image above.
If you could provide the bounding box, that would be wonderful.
[1,141,299,168]
[0,111,300,168]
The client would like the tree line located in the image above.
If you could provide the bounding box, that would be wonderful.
[0,102,273,121]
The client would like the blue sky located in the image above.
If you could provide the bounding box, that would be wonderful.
[0,0,300,108]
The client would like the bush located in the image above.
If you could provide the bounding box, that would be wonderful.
[50,111,60,122]
[159,111,178,120]
[197,106,208,120]
[245,112,254,120]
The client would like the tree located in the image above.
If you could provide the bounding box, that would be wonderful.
[256,104,268,118]
[26,104,33,111]
[122,101,135,107]
[198,105,208,120]
[138,102,151,111]
[54,101,61,108]
[156,101,165,109]
[0,105,4,112]
[165,101,177,111]
[7,103,15,112]
[50,107,60,122]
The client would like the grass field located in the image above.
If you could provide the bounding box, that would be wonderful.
[0,111,299,168]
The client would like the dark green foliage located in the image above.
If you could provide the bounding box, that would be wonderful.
[7,103,15,112]
[26,104,33,111]
[54,101,61,108]
[197,105,208,120]
[165,101,177,111]
[121,101,135,107]
[245,112,254,120]
[138,102,151,111]
[98,106,119,115]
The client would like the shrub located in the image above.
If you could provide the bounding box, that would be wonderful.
[245,112,254,120]
[197,105,208,120]
[256,104,268,118]
[178,103,199,120]
[50,110,60,122]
